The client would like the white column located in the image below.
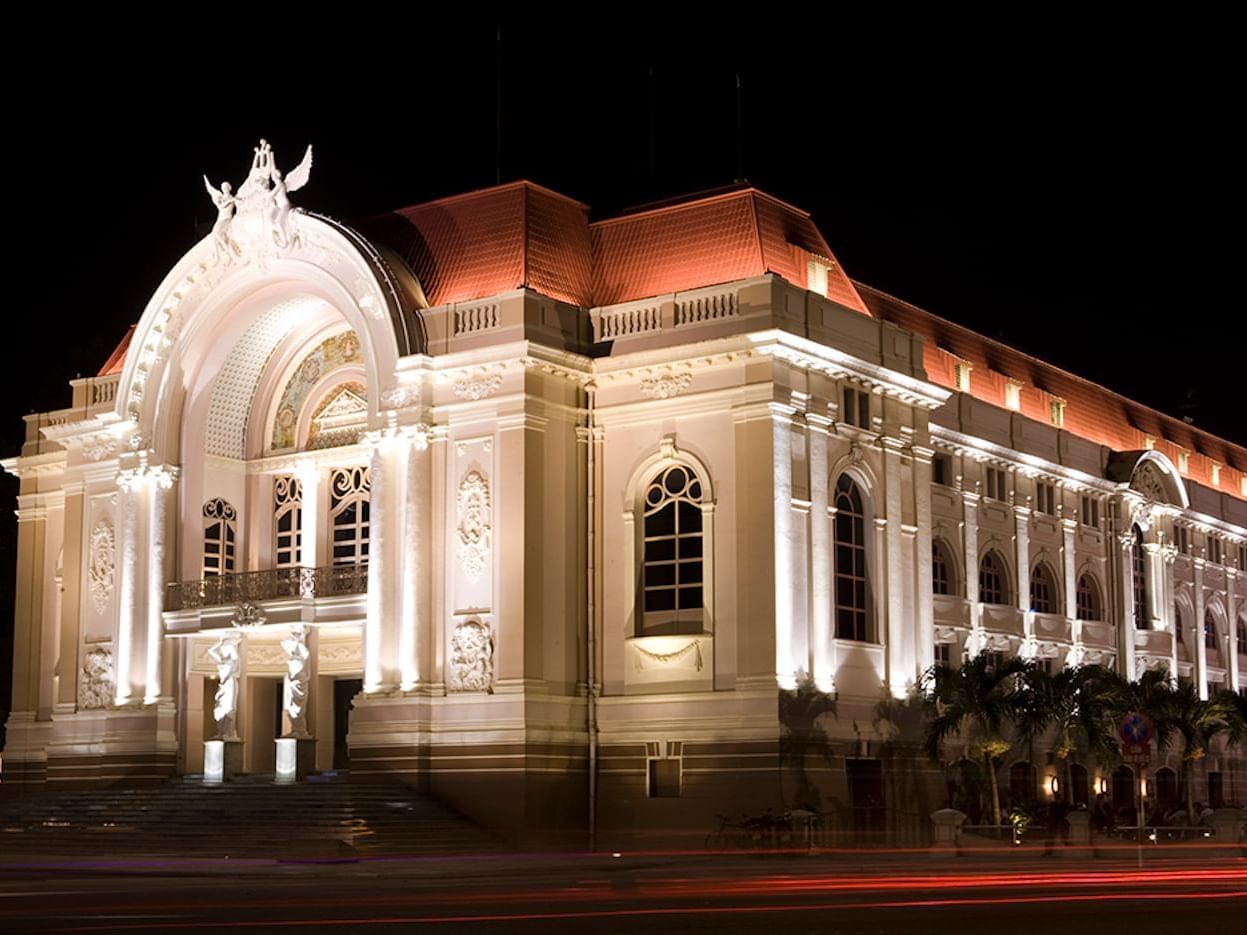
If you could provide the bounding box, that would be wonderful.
[295,460,320,575]
[1117,533,1136,679]
[963,492,982,655]
[1016,503,1032,658]
[115,470,146,705]
[808,417,833,691]
[1226,573,1239,693]
[882,438,907,696]
[398,427,430,691]
[364,434,393,693]
[1162,546,1178,683]
[1193,558,1207,699]
[913,447,935,677]
[144,466,177,703]
[1062,518,1079,665]
[772,404,796,690]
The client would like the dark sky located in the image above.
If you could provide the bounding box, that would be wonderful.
[1,23,1241,725]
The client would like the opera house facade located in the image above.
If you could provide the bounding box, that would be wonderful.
[4,142,1245,840]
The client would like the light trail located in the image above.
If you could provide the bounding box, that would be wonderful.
[51,887,1247,930]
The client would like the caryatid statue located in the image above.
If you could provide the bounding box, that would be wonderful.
[281,624,312,738]
[207,631,243,741]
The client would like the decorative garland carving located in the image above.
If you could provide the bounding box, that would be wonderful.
[453,373,503,401]
[456,468,492,584]
[639,372,692,400]
[77,647,115,709]
[448,619,494,693]
[88,519,115,615]
[231,601,268,629]
[631,639,703,672]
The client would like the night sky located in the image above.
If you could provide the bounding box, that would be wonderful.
[2,23,1240,726]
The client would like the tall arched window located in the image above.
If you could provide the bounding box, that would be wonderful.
[834,474,871,642]
[1076,574,1103,622]
[329,466,370,566]
[1174,602,1187,653]
[1204,609,1218,652]
[932,540,957,596]
[1237,614,1247,655]
[1132,525,1149,629]
[1029,562,1059,614]
[979,550,1009,606]
[273,475,303,568]
[202,498,237,578]
[641,464,704,635]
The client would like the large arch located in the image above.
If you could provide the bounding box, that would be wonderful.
[115,211,426,466]
[1107,450,1190,510]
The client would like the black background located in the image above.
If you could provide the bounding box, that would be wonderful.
[2,20,1240,732]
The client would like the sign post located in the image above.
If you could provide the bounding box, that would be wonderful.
[1120,713,1153,867]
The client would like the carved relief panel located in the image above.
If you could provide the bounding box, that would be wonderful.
[451,438,494,615]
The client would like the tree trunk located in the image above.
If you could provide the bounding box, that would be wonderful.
[1065,756,1074,807]
[1185,757,1196,822]
[987,752,1002,825]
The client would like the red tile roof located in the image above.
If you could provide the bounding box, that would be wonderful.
[590,187,867,311]
[364,181,594,308]
[97,324,135,377]
[857,282,1247,499]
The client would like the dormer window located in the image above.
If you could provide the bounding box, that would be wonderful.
[1004,379,1022,411]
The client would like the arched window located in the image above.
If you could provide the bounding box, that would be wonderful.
[1070,763,1090,807]
[273,475,303,568]
[834,474,872,642]
[641,464,704,635]
[932,539,957,596]
[1204,609,1218,652]
[979,550,1009,606]
[1132,525,1149,629]
[1076,574,1103,622]
[1174,602,1188,653]
[202,498,237,578]
[329,466,370,566]
[1029,562,1059,614]
[1238,615,1247,656]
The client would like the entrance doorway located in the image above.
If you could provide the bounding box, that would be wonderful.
[333,678,363,770]
[846,758,885,842]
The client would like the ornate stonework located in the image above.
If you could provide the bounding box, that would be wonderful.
[456,469,492,584]
[77,647,114,709]
[270,331,363,450]
[448,619,494,693]
[1133,462,1168,503]
[281,624,312,738]
[639,371,693,399]
[88,519,115,616]
[208,632,243,740]
[453,373,503,401]
[203,139,314,263]
[231,601,268,629]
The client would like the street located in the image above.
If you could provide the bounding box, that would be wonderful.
[0,849,1242,933]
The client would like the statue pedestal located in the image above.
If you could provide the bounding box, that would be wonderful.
[275,737,315,784]
[929,808,966,856]
[204,739,243,783]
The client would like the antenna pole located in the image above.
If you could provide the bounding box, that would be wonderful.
[735,72,743,181]
[495,28,503,185]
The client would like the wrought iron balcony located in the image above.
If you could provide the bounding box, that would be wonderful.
[165,564,368,611]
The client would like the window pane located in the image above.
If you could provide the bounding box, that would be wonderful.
[645,589,675,612]
[645,538,675,562]
[646,563,676,587]
[648,503,675,536]
[678,586,703,611]
[678,536,703,559]
[677,501,701,533]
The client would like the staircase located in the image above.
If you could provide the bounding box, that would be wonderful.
[0,774,505,858]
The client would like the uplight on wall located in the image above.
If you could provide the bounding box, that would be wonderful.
[275,737,298,784]
[1096,776,1108,795]
[1044,775,1061,797]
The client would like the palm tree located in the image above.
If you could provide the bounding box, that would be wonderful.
[1161,684,1232,819]
[924,654,1027,826]
[1015,664,1119,805]
[1212,689,1247,806]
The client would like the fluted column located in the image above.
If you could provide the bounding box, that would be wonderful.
[363,433,397,693]
[808,416,833,691]
[1062,518,1079,665]
[1117,533,1136,679]
[1226,572,1239,693]
[144,466,177,704]
[772,403,796,690]
[963,491,982,655]
[1016,503,1032,658]
[114,470,145,705]
[1193,558,1207,698]
[398,426,431,691]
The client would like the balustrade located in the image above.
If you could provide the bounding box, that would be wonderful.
[165,563,368,610]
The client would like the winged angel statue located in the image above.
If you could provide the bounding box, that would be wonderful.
[203,140,313,261]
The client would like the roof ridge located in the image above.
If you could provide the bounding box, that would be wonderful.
[853,279,1247,460]
[395,179,590,214]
